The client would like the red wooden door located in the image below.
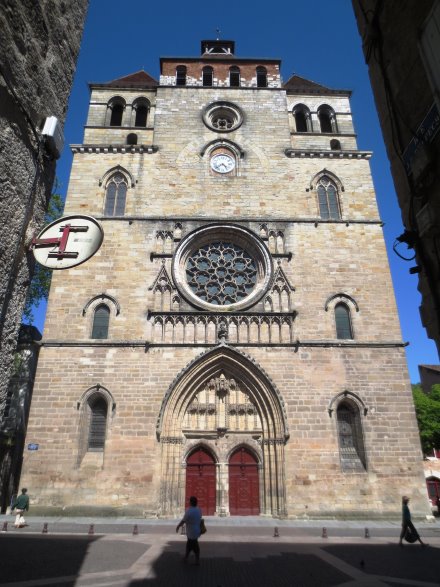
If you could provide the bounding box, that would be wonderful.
[185,447,216,515]
[229,447,260,515]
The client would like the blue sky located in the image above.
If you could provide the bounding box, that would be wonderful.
[34,0,439,381]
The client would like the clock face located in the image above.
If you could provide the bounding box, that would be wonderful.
[211,153,235,174]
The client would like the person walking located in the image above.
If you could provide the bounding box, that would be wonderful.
[12,488,29,528]
[398,495,427,547]
[176,496,202,565]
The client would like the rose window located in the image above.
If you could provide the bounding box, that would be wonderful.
[172,224,272,312]
[186,242,257,305]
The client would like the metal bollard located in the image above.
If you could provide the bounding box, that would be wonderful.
[2,522,7,532]
[273,526,279,538]
[88,524,95,536]
[42,523,48,534]
[133,524,139,535]
[322,527,328,538]
[364,527,370,538]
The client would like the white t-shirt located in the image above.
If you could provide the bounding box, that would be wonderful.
[183,505,202,540]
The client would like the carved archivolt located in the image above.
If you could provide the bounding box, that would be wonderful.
[183,372,262,434]
[157,345,289,441]
[156,345,289,517]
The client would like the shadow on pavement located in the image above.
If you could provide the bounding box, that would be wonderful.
[129,542,351,587]
[0,534,146,584]
[128,541,440,587]
[323,543,440,584]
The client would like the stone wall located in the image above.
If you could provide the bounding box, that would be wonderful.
[0,0,88,423]
[351,0,440,353]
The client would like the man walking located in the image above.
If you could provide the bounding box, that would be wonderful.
[399,495,427,547]
[176,496,202,565]
[12,488,29,528]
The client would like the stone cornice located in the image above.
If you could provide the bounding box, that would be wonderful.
[94,216,383,225]
[285,148,372,159]
[71,144,158,154]
[38,340,407,349]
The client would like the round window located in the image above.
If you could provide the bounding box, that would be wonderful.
[172,224,272,312]
[203,102,243,133]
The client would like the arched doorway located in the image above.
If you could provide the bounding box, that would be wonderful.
[426,476,440,508]
[185,447,216,515]
[157,346,288,517]
[229,447,260,515]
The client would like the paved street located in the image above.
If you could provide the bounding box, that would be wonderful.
[0,517,439,586]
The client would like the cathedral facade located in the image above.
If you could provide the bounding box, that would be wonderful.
[21,40,429,518]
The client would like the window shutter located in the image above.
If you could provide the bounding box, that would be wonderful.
[88,398,107,450]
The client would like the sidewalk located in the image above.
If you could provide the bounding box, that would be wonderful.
[1,513,440,537]
[1,516,440,586]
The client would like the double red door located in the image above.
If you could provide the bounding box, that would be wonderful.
[229,448,260,515]
[185,448,216,515]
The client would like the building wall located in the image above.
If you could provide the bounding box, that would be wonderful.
[0,0,88,399]
[352,0,440,354]
[20,43,430,518]
[0,0,88,508]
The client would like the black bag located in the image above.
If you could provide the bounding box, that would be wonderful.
[200,518,207,535]
[404,526,418,543]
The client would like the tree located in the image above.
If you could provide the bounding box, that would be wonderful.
[22,192,64,324]
[412,384,440,455]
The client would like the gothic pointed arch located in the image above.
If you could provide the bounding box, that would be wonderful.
[76,384,115,468]
[82,294,120,339]
[269,265,295,312]
[148,263,175,292]
[157,345,289,517]
[327,390,368,417]
[309,168,344,193]
[325,293,359,312]
[82,293,121,316]
[328,391,368,472]
[157,345,289,440]
[99,165,135,188]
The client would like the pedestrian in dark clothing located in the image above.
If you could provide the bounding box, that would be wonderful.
[399,495,427,547]
[11,488,29,528]
[176,496,202,565]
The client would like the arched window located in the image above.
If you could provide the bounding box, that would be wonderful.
[87,395,108,451]
[317,175,341,219]
[91,304,110,339]
[330,138,341,150]
[135,105,148,127]
[337,401,366,471]
[229,66,240,87]
[104,173,127,216]
[202,66,213,87]
[110,103,123,126]
[335,303,353,339]
[127,133,138,145]
[293,104,312,132]
[176,65,187,86]
[256,66,267,88]
[318,105,337,133]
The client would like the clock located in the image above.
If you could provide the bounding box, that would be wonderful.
[211,153,235,174]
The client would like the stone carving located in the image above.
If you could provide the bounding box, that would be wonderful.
[182,372,261,434]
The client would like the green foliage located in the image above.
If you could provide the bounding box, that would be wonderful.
[412,384,440,454]
[23,191,64,324]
